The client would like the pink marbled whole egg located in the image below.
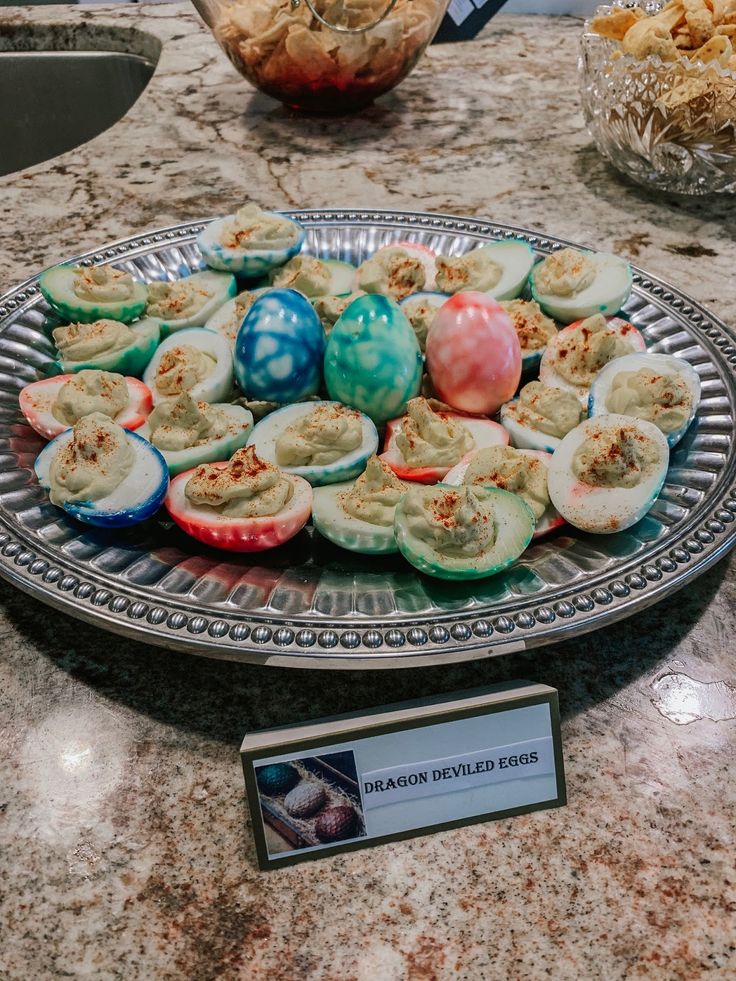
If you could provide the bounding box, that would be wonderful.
[425,292,522,415]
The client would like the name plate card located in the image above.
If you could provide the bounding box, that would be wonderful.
[242,681,566,870]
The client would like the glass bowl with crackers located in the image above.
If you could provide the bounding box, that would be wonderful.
[191,0,450,113]
[580,0,736,194]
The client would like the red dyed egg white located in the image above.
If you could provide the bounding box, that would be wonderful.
[165,464,312,552]
[381,410,509,484]
[425,292,522,415]
[19,374,152,440]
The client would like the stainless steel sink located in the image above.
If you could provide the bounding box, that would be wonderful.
[0,50,157,176]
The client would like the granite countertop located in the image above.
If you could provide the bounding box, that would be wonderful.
[1,5,735,979]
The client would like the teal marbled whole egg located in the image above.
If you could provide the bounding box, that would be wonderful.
[324,294,422,425]
[256,762,300,797]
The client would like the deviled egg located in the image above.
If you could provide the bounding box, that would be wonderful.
[588,353,700,447]
[313,292,366,334]
[137,392,254,476]
[164,445,312,552]
[499,299,558,371]
[530,247,632,324]
[547,414,669,534]
[204,288,269,348]
[398,292,446,353]
[312,455,407,554]
[39,263,148,324]
[197,204,305,278]
[145,270,236,337]
[381,397,509,485]
[434,240,535,301]
[248,401,378,486]
[500,381,586,454]
[444,445,564,539]
[394,483,535,580]
[20,370,152,440]
[35,412,168,528]
[52,318,161,377]
[269,255,356,298]
[356,246,428,301]
[539,314,646,405]
[143,328,233,406]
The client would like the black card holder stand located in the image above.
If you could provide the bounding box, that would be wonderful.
[432,0,510,44]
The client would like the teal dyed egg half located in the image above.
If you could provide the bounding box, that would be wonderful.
[256,762,300,797]
[324,294,422,425]
[234,288,325,403]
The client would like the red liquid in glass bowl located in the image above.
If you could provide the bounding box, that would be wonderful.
[201,0,450,113]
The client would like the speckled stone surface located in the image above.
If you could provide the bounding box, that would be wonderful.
[1,5,735,979]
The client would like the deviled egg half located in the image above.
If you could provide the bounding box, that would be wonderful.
[20,370,152,440]
[539,314,646,406]
[145,270,236,337]
[530,247,632,324]
[588,352,700,448]
[197,204,305,278]
[52,318,161,377]
[143,328,233,406]
[312,455,407,554]
[356,245,431,301]
[268,255,357,298]
[500,381,586,454]
[40,263,148,324]
[399,292,446,352]
[204,288,269,349]
[248,401,378,486]
[35,413,168,528]
[137,392,254,476]
[547,414,669,534]
[394,483,535,580]
[313,291,366,334]
[434,240,535,301]
[165,445,312,552]
[499,299,558,372]
[381,397,509,484]
[444,445,564,539]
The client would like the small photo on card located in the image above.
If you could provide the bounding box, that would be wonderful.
[255,751,367,857]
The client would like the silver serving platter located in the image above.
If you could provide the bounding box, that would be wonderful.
[1,210,735,669]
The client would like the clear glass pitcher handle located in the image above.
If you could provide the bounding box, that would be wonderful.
[290,0,401,34]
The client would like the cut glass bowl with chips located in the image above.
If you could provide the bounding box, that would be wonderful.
[580,0,736,194]
[191,0,450,113]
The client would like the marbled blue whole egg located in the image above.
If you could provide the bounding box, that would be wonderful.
[324,294,422,425]
[256,762,300,796]
[234,288,326,402]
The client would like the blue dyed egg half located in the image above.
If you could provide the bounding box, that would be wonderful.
[234,288,326,402]
[324,294,423,425]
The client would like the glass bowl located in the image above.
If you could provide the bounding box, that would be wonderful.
[580,1,736,195]
[192,0,450,113]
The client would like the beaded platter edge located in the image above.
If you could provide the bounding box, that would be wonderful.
[0,209,734,668]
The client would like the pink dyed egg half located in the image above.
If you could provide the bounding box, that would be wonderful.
[426,292,522,415]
